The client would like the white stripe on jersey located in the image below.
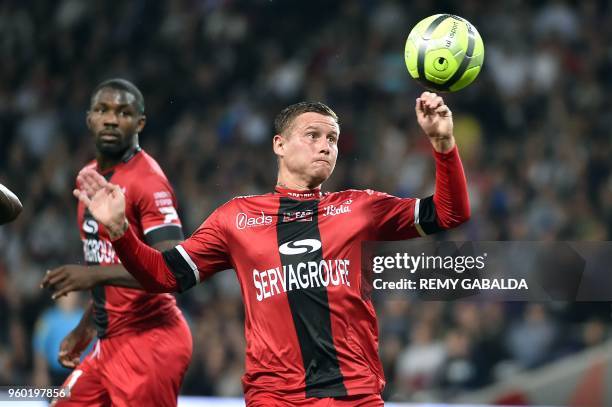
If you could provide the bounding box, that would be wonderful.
[414,198,426,237]
[176,244,200,283]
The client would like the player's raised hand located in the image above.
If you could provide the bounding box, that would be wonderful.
[415,91,455,153]
[73,169,128,240]
[76,168,108,198]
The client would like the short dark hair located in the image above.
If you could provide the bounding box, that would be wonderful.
[90,78,145,114]
[274,101,339,135]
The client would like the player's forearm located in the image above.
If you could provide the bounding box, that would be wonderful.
[430,134,455,153]
[110,225,179,293]
[432,145,470,228]
[87,265,143,289]
[75,301,95,332]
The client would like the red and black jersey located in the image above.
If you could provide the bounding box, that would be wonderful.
[77,148,184,338]
[113,146,470,399]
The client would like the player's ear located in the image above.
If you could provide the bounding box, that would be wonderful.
[272,134,285,157]
[136,114,146,133]
[85,111,93,130]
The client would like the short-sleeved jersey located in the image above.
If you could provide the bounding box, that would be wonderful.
[78,148,184,338]
[163,186,442,399]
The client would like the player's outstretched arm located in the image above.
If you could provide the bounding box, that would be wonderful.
[41,237,182,299]
[0,183,22,225]
[74,169,179,293]
[416,92,470,229]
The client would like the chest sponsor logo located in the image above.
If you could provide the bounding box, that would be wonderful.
[323,199,352,217]
[282,210,313,223]
[253,259,351,302]
[278,239,321,255]
[83,219,99,234]
[82,238,117,264]
[236,211,273,230]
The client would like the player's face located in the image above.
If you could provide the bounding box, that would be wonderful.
[87,88,145,158]
[277,112,339,187]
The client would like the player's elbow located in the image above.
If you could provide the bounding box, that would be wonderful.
[438,207,471,230]
[140,280,177,294]
[456,209,471,227]
[138,271,180,294]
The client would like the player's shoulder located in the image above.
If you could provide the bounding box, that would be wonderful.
[325,189,382,200]
[131,149,167,176]
[220,191,275,209]
[124,150,173,190]
[211,191,284,219]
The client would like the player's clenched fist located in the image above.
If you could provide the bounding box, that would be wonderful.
[58,324,96,368]
[415,91,455,153]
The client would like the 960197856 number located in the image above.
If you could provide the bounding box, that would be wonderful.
[2,386,69,400]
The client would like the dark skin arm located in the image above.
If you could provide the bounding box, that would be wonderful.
[58,301,96,368]
[41,240,179,299]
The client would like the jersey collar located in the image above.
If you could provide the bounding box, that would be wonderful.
[96,146,142,175]
[274,186,323,200]
[121,145,142,163]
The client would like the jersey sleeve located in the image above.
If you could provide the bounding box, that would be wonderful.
[161,207,232,292]
[368,145,470,240]
[133,174,184,246]
[366,190,420,240]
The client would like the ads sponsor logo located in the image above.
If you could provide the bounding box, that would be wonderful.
[83,219,98,234]
[278,239,321,255]
[236,211,273,230]
[323,200,352,217]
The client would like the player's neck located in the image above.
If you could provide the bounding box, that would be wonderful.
[276,175,322,191]
[96,145,141,172]
[97,155,121,172]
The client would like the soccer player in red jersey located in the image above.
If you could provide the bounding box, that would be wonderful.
[75,92,469,406]
[42,79,192,406]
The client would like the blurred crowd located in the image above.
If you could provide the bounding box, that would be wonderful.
[0,0,611,402]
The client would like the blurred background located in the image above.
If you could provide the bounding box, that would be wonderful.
[1,0,611,404]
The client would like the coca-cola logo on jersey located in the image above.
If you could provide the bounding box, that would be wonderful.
[236,211,273,230]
